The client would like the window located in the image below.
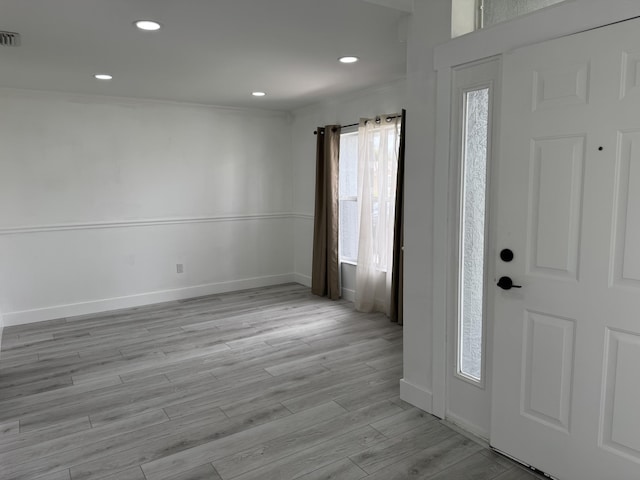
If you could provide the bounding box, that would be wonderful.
[480,0,565,28]
[452,0,566,37]
[339,120,401,270]
[360,121,401,272]
[458,87,490,383]
[339,129,359,263]
[338,115,401,314]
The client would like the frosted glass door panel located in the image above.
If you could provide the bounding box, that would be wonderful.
[459,87,490,382]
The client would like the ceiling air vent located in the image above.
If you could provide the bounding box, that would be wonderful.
[0,31,20,47]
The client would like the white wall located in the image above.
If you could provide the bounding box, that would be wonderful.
[399,0,451,413]
[0,89,294,325]
[290,81,406,294]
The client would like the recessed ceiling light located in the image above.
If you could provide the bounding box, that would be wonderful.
[94,74,113,80]
[339,56,359,64]
[252,91,266,97]
[135,20,161,31]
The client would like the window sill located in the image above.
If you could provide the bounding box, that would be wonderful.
[340,259,357,266]
[340,260,391,274]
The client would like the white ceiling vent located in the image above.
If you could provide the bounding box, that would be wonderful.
[0,31,21,47]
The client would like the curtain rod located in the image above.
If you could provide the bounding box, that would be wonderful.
[314,114,401,135]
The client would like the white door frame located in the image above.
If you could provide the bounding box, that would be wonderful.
[444,57,501,439]
[430,0,640,421]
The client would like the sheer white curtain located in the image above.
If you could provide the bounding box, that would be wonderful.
[355,115,401,315]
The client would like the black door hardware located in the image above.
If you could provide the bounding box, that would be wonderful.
[500,249,514,262]
[497,276,522,290]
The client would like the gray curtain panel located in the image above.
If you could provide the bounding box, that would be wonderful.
[390,109,406,325]
[311,125,341,300]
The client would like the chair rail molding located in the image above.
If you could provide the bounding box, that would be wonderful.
[0,213,294,236]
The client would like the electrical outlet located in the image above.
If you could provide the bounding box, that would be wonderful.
[176,263,184,274]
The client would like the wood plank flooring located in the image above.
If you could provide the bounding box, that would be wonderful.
[0,284,542,480]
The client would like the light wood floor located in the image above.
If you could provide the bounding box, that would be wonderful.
[0,284,541,480]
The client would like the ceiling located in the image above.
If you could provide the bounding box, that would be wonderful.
[0,0,410,111]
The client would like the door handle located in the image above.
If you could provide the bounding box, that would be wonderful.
[497,276,522,290]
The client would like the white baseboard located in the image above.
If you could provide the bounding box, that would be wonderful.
[3,273,296,326]
[341,287,355,302]
[293,273,312,287]
[400,378,434,414]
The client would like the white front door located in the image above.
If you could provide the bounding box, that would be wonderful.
[492,18,640,479]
